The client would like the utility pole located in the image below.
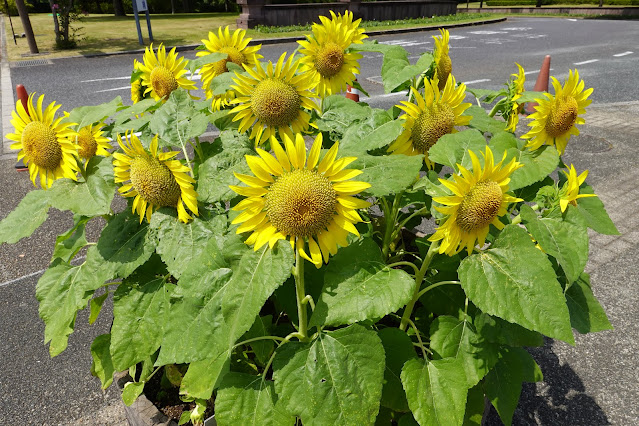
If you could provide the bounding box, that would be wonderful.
[13,0,39,54]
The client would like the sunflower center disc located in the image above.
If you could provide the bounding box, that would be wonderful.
[21,121,62,171]
[315,42,345,78]
[411,104,455,154]
[456,180,503,232]
[251,78,301,127]
[150,65,179,99]
[266,169,336,237]
[212,47,246,76]
[76,127,98,159]
[436,54,452,89]
[129,156,181,207]
[545,95,579,137]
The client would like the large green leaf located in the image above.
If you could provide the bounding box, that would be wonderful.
[377,328,417,412]
[112,98,158,134]
[149,90,210,149]
[187,51,227,74]
[180,350,230,400]
[573,185,619,235]
[242,315,275,365]
[352,153,424,197]
[64,96,123,129]
[565,273,612,334]
[463,384,486,426]
[52,215,90,263]
[310,238,416,327]
[465,106,506,134]
[216,373,294,426]
[520,204,588,283]
[338,109,400,155]
[110,276,173,370]
[458,225,575,345]
[48,156,116,217]
[484,347,543,426]
[508,145,560,191]
[90,334,115,390]
[151,208,227,279]
[273,324,385,425]
[401,358,469,426]
[429,315,499,388]
[474,314,543,348]
[315,95,372,139]
[0,189,50,245]
[428,129,487,170]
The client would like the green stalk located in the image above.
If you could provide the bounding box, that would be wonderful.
[416,280,460,299]
[293,246,309,342]
[381,192,402,260]
[399,240,440,331]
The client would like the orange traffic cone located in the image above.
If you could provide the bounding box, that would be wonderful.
[15,84,29,171]
[525,55,551,114]
[345,79,360,102]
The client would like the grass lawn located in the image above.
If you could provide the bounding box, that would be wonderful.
[3,12,500,61]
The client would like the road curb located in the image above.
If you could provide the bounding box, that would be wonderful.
[1,16,16,157]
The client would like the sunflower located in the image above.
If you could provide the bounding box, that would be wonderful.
[230,53,319,146]
[297,10,367,98]
[74,123,112,161]
[230,133,371,268]
[131,60,149,104]
[522,69,593,155]
[113,132,198,223]
[197,26,262,110]
[7,93,79,188]
[505,63,526,133]
[429,146,523,256]
[559,164,597,212]
[433,28,452,90]
[136,43,197,101]
[388,75,472,169]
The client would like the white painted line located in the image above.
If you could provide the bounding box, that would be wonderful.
[81,76,130,83]
[464,79,491,85]
[613,51,633,57]
[0,269,46,288]
[450,46,476,49]
[574,59,599,65]
[524,68,554,75]
[360,90,409,101]
[448,35,467,40]
[501,27,532,31]
[567,18,578,21]
[469,30,506,35]
[95,86,130,93]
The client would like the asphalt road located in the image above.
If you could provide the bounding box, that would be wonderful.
[1,16,638,426]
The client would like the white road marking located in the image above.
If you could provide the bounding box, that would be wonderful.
[613,51,633,57]
[501,27,532,31]
[450,46,476,49]
[360,90,408,101]
[81,76,130,83]
[567,18,578,21]
[448,35,467,40]
[524,68,554,75]
[95,86,131,93]
[574,59,599,65]
[0,255,87,289]
[469,30,507,35]
[380,40,429,47]
[463,79,491,85]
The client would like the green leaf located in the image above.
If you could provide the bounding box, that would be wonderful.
[180,350,230,400]
[0,189,50,245]
[401,357,469,426]
[466,88,503,104]
[484,347,543,426]
[310,238,416,327]
[413,171,449,198]
[64,96,122,129]
[429,315,499,388]
[465,106,506,134]
[565,273,612,334]
[196,131,253,203]
[573,185,619,235]
[210,70,245,96]
[52,215,89,263]
[520,204,588,283]
[89,292,109,325]
[112,98,158,131]
[149,90,210,149]
[428,129,487,170]
[508,145,560,191]
[273,324,385,425]
[382,51,433,93]
[122,381,145,406]
[474,314,544,348]
[216,373,294,426]
[110,276,173,370]
[463,384,486,426]
[514,91,546,104]
[353,153,424,197]
[243,315,275,365]
[458,225,575,345]
[377,328,417,412]
[339,109,401,155]
[187,51,227,74]
[90,334,115,389]
[48,156,116,216]
[151,207,227,279]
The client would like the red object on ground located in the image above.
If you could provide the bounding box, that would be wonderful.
[15,84,29,171]
[525,55,551,114]
[345,79,360,102]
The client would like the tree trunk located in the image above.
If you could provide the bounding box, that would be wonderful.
[113,0,125,16]
[94,0,102,13]
[182,0,190,13]
[170,0,175,14]
[536,0,542,7]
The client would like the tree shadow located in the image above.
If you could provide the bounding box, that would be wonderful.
[483,338,610,425]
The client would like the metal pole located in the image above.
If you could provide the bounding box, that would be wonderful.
[131,0,144,45]
[13,0,39,53]
[3,0,18,44]
[145,10,153,43]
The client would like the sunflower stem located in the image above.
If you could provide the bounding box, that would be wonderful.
[293,246,309,342]
[382,192,402,261]
[416,280,461,299]
[405,318,428,359]
[386,261,420,276]
[399,240,440,332]
[234,335,286,349]
[488,100,505,118]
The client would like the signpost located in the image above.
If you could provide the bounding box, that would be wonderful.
[132,0,154,46]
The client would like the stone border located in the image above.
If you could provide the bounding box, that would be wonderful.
[463,6,639,16]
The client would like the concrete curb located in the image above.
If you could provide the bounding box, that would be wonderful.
[1,16,16,158]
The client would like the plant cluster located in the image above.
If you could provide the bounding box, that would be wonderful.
[1,11,617,426]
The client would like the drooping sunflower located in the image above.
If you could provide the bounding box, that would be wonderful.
[136,43,197,101]
[433,28,452,90]
[74,123,112,161]
[7,93,79,188]
[522,69,593,155]
[559,164,597,212]
[230,53,319,146]
[230,133,371,268]
[429,146,523,256]
[113,132,198,223]
[505,63,526,133]
[197,26,262,110]
[388,75,472,169]
[297,10,367,98]
[131,60,149,104]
